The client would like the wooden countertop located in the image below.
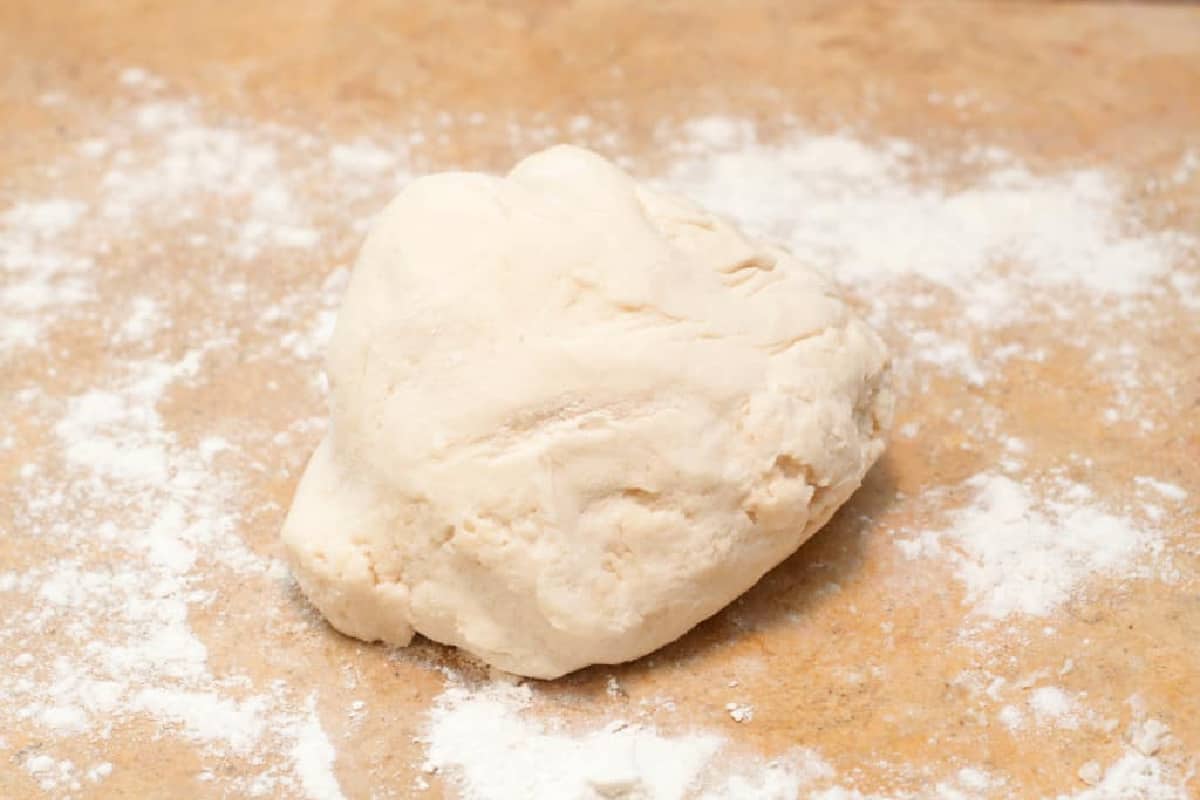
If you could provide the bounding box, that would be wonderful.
[1,2,1197,798]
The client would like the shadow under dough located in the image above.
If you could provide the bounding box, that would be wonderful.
[559,454,902,688]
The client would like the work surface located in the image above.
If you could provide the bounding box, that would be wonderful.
[2,2,1198,798]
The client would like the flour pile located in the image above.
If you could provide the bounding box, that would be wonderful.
[893,472,1183,622]
[420,681,937,800]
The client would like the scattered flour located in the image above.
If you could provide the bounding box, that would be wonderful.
[101,100,324,260]
[998,705,1024,731]
[661,118,1196,322]
[0,199,92,346]
[23,753,79,793]
[119,66,167,90]
[118,295,169,341]
[1057,716,1189,800]
[423,680,1186,800]
[724,703,754,724]
[0,69,420,799]
[290,695,346,800]
[331,139,399,175]
[274,267,350,365]
[900,472,1161,620]
[424,683,725,800]
[86,762,113,783]
[423,681,867,800]
[1133,476,1188,503]
[1028,686,1083,730]
[4,351,346,797]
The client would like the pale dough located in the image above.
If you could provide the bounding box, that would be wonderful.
[281,145,892,678]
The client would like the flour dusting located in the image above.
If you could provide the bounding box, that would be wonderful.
[0,70,410,798]
[895,472,1165,622]
[424,681,836,800]
[1056,715,1189,800]
[661,118,1195,320]
[0,199,92,347]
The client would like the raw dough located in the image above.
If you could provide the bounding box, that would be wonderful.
[281,145,892,678]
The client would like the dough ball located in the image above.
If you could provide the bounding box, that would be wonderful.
[281,145,892,679]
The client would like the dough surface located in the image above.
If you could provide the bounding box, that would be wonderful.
[282,145,892,678]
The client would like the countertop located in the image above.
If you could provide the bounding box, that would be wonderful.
[1,2,1197,798]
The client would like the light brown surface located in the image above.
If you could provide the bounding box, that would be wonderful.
[1,2,1198,798]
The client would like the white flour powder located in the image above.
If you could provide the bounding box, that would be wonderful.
[422,683,1189,799]
[0,199,92,347]
[5,347,345,795]
[1029,686,1083,730]
[1063,750,1186,800]
[1056,712,1188,800]
[423,684,727,799]
[661,117,1195,319]
[895,472,1167,621]
[423,681,839,800]
[0,74,394,799]
[421,681,1189,800]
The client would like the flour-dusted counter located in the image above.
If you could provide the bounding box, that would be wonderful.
[1,2,1197,798]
